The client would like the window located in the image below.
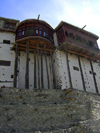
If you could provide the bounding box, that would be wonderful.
[26,29,34,36]
[39,27,42,30]
[94,72,96,76]
[11,75,13,78]
[36,30,38,35]
[88,40,93,47]
[65,31,68,37]
[0,60,11,66]
[3,40,10,44]
[26,27,30,29]
[39,30,42,36]
[69,33,75,40]
[22,31,25,36]
[89,71,92,74]
[83,38,87,44]
[44,32,46,37]
[76,35,82,42]
[19,32,21,37]
[73,66,79,71]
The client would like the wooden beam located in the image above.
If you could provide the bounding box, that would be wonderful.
[78,55,86,92]
[65,49,73,89]
[41,49,44,89]
[13,43,19,88]
[34,51,37,88]
[37,44,40,89]
[25,41,29,89]
[90,59,99,94]
[44,45,50,89]
[18,44,55,52]
[50,51,56,89]
[67,50,98,61]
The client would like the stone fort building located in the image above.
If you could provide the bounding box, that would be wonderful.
[0,16,100,94]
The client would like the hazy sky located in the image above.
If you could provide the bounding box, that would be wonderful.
[0,0,100,47]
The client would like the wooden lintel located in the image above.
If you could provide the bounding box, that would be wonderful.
[18,43,55,52]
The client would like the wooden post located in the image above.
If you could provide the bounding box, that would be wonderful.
[25,41,29,89]
[44,45,50,89]
[78,55,86,92]
[34,51,36,88]
[37,44,40,89]
[50,51,56,89]
[41,49,44,89]
[13,43,19,88]
[90,59,98,94]
[65,49,73,89]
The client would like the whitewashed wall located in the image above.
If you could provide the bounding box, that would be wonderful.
[92,61,100,93]
[68,53,83,91]
[54,50,100,94]
[80,57,96,93]
[18,51,53,89]
[0,32,15,88]
[0,32,15,43]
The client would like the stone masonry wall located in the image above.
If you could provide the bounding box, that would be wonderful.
[0,88,100,132]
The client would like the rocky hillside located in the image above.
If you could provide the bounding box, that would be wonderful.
[0,88,100,133]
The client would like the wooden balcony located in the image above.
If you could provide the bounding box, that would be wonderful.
[12,36,55,54]
[58,37,100,61]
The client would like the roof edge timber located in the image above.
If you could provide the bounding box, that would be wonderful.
[15,19,54,31]
[0,17,19,23]
[55,21,99,40]
[0,28,15,33]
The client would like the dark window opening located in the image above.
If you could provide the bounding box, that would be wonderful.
[0,60,11,66]
[88,40,93,47]
[22,31,25,36]
[26,27,30,29]
[76,35,82,42]
[83,38,87,44]
[73,66,79,71]
[19,32,21,37]
[3,40,10,44]
[93,72,96,76]
[89,71,92,74]
[26,29,34,36]
[11,75,13,78]
[69,33,75,40]
[65,31,68,37]
[39,27,42,30]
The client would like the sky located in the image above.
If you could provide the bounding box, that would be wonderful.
[0,0,100,47]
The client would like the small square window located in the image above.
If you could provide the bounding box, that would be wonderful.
[93,72,96,76]
[89,71,92,74]
[11,75,13,78]
[73,66,79,71]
